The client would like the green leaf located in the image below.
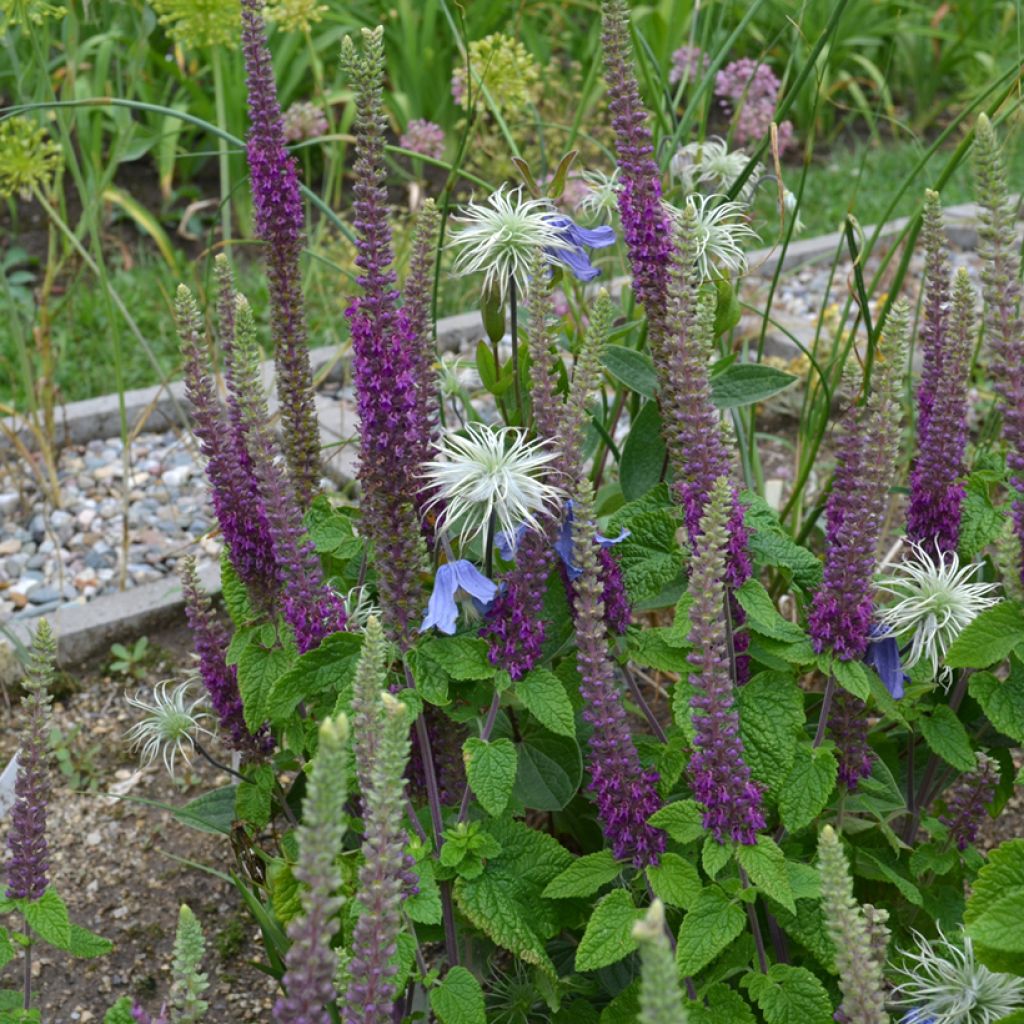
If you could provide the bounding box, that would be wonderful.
[830,657,871,702]
[608,493,682,604]
[918,704,976,771]
[736,836,796,914]
[855,851,922,906]
[738,671,804,795]
[710,363,797,409]
[735,580,806,642]
[778,745,837,833]
[971,663,1024,744]
[575,890,643,972]
[236,763,276,829]
[173,785,237,835]
[238,638,297,730]
[430,966,486,1024]
[713,278,742,337]
[676,886,747,976]
[266,631,363,724]
[21,888,70,950]
[742,492,822,593]
[743,964,833,1024]
[543,852,621,899]
[220,553,254,625]
[703,836,734,878]
[516,669,576,738]
[646,853,702,909]
[686,984,756,1024]
[406,858,443,925]
[305,497,362,559]
[945,601,1024,669]
[602,345,657,398]
[408,647,450,705]
[464,737,518,817]
[421,636,496,681]
[268,858,302,926]
[649,799,705,844]
[620,401,667,501]
[67,923,113,959]
[965,839,1024,953]
[104,997,136,1024]
[0,930,12,971]
[958,482,1007,562]
[513,729,582,812]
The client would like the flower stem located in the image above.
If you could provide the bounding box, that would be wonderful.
[622,663,667,744]
[812,676,836,748]
[509,275,524,419]
[740,868,769,974]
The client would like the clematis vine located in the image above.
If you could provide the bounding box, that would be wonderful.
[421,560,499,635]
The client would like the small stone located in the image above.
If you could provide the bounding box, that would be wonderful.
[29,585,62,605]
[0,493,19,516]
[0,539,21,556]
[77,508,97,529]
[85,831,102,846]
[8,591,27,609]
[162,465,191,487]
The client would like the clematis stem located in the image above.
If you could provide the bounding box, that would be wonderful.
[812,676,835,748]
[509,274,523,418]
[622,663,668,744]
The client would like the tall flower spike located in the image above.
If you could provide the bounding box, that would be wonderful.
[342,27,429,647]
[180,556,272,755]
[572,478,665,866]
[274,714,350,1024]
[908,195,976,554]
[344,619,412,1024]
[817,825,890,1024]
[974,114,1024,588]
[685,477,765,844]
[937,751,999,852]
[233,296,347,653]
[601,0,674,344]
[241,0,321,505]
[170,904,209,1024]
[4,621,56,900]
[633,901,689,1024]
[177,285,277,604]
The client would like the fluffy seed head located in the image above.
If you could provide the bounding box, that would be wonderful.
[125,682,213,777]
[665,194,759,279]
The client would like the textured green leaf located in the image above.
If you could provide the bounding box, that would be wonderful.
[686,984,756,1024]
[702,836,734,878]
[421,635,496,681]
[0,930,12,971]
[103,998,135,1024]
[830,657,871,701]
[513,729,582,812]
[625,625,689,672]
[735,580,806,642]
[646,853,702,909]
[408,647,450,705]
[265,631,363,724]
[676,886,746,976]
[464,738,517,816]
[743,964,833,1024]
[778,745,837,833]
[741,494,823,593]
[958,482,1007,562]
[67,923,113,959]
[235,763,275,829]
[918,704,976,771]
[971,663,1024,744]
[711,363,797,408]
[430,966,486,1024]
[405,858,442,925]
[738,672,804,794]
[238,639,297,730]
[736,836,796,914]
[602,345,657,398]
[543,851,621,899]
[268,858,302,926]
[945,601,1024,669]
[174,785,236,835]
[855,851,922,906]
[771,900,835,970]
[20,888,70,950]
[965,839,1024,953]
[620,401,667,501]
[649,799,705,845]
[575,890,643,972]
[305,496,362,559]
[516,669,576,738]
[219,552,254,625]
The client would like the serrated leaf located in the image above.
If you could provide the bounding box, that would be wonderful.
[408,647,450,705]
[268,858,302,925]
[918,704,976,771]
[103,998,136,1024]
[711,363,797,408]
[965,839,1024,953]
[736,836,796,914]
[649,799,704,844]
[778,745,837,833]
[238,639,296,730]
[406,857,443,925]
[602,345,657,398]
[265,631,363,724]
[738,672,804,795]
[543,851,621,899]
[971,664,1024,744]
[430,966,486,1024]
[676,886,747,975]
[305,496,362,558]
[220,554,254,625]
[421,636,496,681]
[235,763,276,829]
[686,983,756,1024]
[575,890,643,972]
[735,580,806,642]
[741,493,823,593]
[464,737,517,816]
[513,729,582,812]
[703,836,734,878]
[20,888,70,950]
[516,669,576,738]
[856,851,922,906]
[67,923,113,959]
[0,930,12,971]
[945,601,1024,668]
[743,964,833,1024]
[625,625,689,672]
[646,853,702,909]
[830,657,871,701]
[958,483,1007,562]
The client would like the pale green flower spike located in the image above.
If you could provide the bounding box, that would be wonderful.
[452,33,541,115]
[0,116,62,200]
[634,900,689,1024]
[150,0,241,49]
[171,904,209,1024]
[817,825,890,1024]
[264,0,326,33]
[0,0,65,30]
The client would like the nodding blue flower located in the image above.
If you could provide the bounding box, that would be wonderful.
[420,560,499,635]
[495,523,528,561]
[554,500,629,579]
[546,216,617,282]
[864,623,907,700]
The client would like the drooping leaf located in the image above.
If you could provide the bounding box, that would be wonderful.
[464,737,518,817]
[778,745,837,833]
[918,704,976,772]
[430,966,486,1024]
[736,836,796,914]
[675,886,746,975]
[945,601,1024,669]
[575,889,644,972]
[543,852,621,899]
[742,964,833,1024]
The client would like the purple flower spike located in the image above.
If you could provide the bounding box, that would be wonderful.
[938,752,998,851]
[421,560,498,635]
[241,0,322,506]
[573,479,665,866]
[686,478,765,845]
[828,690,874,791]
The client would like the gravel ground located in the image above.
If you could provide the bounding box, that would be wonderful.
[0,624,278,1021]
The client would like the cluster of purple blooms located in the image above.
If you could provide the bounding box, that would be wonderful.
[399,118,445,160]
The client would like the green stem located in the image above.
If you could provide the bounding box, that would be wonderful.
[211,47,233,246]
